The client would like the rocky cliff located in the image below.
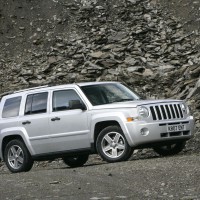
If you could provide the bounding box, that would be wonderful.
[0,0,200,150]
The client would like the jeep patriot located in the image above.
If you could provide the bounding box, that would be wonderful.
[0,82,194,172]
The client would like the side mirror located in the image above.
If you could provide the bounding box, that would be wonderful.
[69,100,87,110]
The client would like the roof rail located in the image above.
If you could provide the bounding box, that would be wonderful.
[13,85,49,94]
[0,91,14,100]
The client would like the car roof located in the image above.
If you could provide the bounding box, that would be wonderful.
[76,81,118,87]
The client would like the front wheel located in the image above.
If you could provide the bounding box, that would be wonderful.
[4,139,33,173]
[63,154,89,168]
[96,125,133,163]
[153,141,186,156]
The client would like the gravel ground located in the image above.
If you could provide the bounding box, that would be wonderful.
[0,152,200,200]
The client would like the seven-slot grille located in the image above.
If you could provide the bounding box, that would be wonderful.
[150,104,184,121]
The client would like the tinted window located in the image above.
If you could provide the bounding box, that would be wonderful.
[25,92,48,115]
[2,97,21,118]
[53,90,82,111]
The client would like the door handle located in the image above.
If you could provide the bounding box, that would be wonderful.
[51,117,60,121]
[22,120,31,125]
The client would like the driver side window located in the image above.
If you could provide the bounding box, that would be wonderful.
[52,90,82,112]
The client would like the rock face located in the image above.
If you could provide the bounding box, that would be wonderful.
[156,0,200,43]
[0,0,200,150]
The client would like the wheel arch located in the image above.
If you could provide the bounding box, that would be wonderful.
[0,127,35,160]
[92,120,121,152]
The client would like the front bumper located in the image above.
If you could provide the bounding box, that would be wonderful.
[125,116,194,147]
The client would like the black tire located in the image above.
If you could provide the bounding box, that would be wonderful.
[4,139,33,173]
[63,154,89,168]
[96,125,133,163]
[153,141,186,156]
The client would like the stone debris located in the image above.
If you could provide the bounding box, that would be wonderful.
[49,181,60,185]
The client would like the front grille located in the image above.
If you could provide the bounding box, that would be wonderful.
[150,104,184,121]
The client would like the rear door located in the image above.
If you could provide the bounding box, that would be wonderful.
[19,92,50,155]
[48,88,90,152]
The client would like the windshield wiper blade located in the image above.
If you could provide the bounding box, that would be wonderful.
[115,98,134,102]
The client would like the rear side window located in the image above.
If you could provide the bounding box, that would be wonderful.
[25,92,48,115]
[2,96,22,118]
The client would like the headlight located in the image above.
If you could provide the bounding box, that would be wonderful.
[138,106,149,118]
[181,103,189,114]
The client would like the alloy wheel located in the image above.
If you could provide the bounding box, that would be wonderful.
[101,132,126,158]
[8,145,24,170]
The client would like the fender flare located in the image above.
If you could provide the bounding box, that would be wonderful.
[90,112,134,146]
[0,127,35,159]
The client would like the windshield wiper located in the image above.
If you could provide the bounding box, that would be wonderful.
[112,98,134,103]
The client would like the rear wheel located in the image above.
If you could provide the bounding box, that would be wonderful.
[96,125,133,163]
[63,154,89,168]
[153,141,186,156]
[4,139,33,173]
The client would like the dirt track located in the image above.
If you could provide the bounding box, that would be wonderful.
[0,153,200,200]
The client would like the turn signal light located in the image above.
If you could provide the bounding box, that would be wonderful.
[127,117,134,122]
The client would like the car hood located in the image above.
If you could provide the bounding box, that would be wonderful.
[91,99,183,110]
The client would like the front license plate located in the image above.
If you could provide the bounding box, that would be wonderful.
[167,124,186,132]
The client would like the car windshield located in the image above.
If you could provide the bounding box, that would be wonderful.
[80,83,141,106]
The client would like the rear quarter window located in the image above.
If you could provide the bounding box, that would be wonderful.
[2,96,22,118]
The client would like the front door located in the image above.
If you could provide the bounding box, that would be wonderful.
[48,89,90,152]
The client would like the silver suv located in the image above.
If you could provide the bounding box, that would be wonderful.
[0,82,194,173]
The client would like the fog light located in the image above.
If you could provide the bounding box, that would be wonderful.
[140,128,149,136]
